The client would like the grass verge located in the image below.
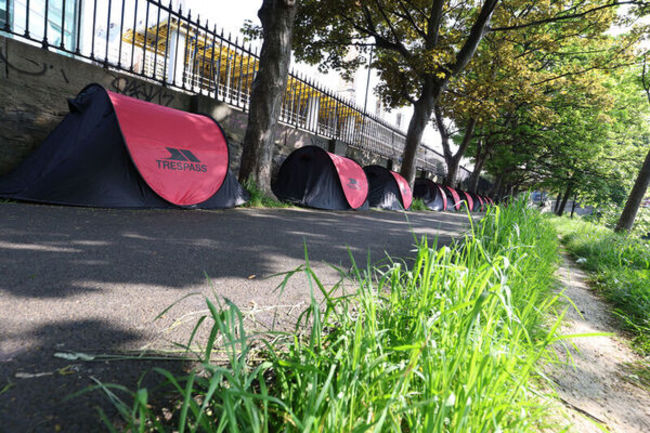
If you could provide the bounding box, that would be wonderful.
[242,178,291,208]
[552,217,650,356]
[94,198,566,432]
[409,198,429,211]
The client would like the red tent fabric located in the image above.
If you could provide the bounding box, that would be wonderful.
[446,186,462,211]
[461,191,474,211]
[328,152,369,209]
[476,195,485,211]
[108,91,228,206]
[0,84,247,209]
[273,146,369,210]
[437,184,448,211]
[390,171,413,210]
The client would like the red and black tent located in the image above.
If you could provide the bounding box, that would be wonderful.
[272,146,369,210]
[0,84,248,208]
[459,190,474,212]
[413,178,447,211]
[363,165,412,211]
[444,186,463,211]
[470,193,484,212]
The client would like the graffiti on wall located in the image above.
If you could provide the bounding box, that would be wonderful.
[109,75,175,106]
[0,45,175,107]
[0,47,70,83]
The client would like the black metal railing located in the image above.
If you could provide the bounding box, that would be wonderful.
[0,0,475,182]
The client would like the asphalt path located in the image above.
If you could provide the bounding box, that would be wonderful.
[0,203,474,432]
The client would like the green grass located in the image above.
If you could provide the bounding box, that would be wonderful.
[242,178,292,208]
[552,217,650,355]
[409,198,429,211]
[94,198,566,432]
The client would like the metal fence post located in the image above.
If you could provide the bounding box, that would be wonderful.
[42,0,49,48]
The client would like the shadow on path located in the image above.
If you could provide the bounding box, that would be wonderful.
[0,203,475,431]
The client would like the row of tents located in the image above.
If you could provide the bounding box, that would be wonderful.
[413,179,494,213]
[0,84,494,213]
[272,146,494,212]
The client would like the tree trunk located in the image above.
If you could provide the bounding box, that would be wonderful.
[436,108,477,187]
[496,182,507,202]
[557,181,574,217]
[238,0,296,193]
[447,118,477,187]
[503,184,512,202]
[554,193,561,213]
[469,143,487,193]
[443,159,458,188]
[570,195,578,219]
[615,148,650,232]
[491,176,503,199]
[400,80,436,186]
[399,0,497,186]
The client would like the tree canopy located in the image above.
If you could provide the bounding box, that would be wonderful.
[242,0,650,229]
[287,0,649,186]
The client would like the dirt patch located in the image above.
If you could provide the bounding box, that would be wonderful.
[548,254,650,432]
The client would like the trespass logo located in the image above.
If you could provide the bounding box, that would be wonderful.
[347,177,360,190]
[156,147,208,173]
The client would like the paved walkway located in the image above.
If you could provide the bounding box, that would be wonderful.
[550,255,650,433]
[0,203,473,432]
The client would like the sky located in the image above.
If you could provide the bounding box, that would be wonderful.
[185,0,262,37]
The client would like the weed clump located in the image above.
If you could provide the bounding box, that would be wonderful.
[242,178,291,208]
[409,198,429,211]
[98,198,564,432]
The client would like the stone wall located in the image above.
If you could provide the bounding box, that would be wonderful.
[0,35,189,176]
[0,35,391,180]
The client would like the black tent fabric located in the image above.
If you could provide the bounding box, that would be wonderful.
[443,186,461,212]
[0,84,248,209]
[457,190,473,212]
[363,165,410,211]
[272,146,369,210]
[413,178,446,211]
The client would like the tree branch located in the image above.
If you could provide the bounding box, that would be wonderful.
[339,10,411,58]
[374,0,411,54]
[395,1,427,39]
[427,0,445,49]
[641,51,650,104]
[454,118,478,163]
[448,0,499,76]
[490,1,648,32]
